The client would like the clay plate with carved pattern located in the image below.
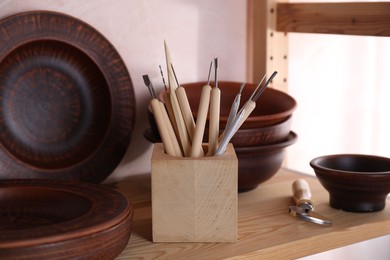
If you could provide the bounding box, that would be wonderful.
[0,11,135,182]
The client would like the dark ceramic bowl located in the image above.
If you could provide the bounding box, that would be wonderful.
[159,81,296,129]
[235,131,297,192]
[147,108,292,147]
[224,115,292,147]
[310,154,390,212]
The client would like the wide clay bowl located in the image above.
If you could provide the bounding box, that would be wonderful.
[0,179,133,259]
[235,131,297,192]
[147,114,292,147]
[310,154,390,212]
[0,11,135,183]
[176,81,296,129]
[213,115,292,147]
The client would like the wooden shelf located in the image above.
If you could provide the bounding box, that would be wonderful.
[276,2,390,37]
[114,168,390,259]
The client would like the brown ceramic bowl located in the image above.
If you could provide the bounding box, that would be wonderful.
[213,115,292,147]
[173,81,296,129]
[310,154,390,212]
[0,179,133,259]
[235,131,297,192]
[147,114,292,147]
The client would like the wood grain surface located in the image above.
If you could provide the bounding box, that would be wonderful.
[151,143,237,242]
[276,2,390,37]
[115,168,390,259]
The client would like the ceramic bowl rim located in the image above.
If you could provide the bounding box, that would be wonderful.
[310,154,390,175]
[179,81,297,121]
[234,131,297,152]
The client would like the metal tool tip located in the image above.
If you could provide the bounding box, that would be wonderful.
[142,74,151,86]
[239,82,246,94]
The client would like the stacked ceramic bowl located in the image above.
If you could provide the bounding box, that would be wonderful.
[145,81,297,192]
[182,81,297,192]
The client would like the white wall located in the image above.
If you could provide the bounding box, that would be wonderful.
[0,0,248,181]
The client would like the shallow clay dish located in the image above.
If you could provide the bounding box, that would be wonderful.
[0,179,133,259]
[310,154,390,212]
[0,11,135,182]
[175,81,296,128]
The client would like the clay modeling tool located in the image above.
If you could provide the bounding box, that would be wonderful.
[190,61,213,157]
[215,72,273,156]
[225,82,245,131]
[143,75,182,157]
[218,82,246,143]
[207,57,220,156]
[289,179,332,226]
[159,64,168,91]
[164,41,191,156]
[172,64,196,142]
[159,65,178,138]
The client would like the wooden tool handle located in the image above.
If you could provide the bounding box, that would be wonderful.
[207,87,221,156]
[159,102,183,157]
[236,101,255,130]
[176,86,195,141]
[215,101,255,156]
[164,92,179,139]
[170,90,191,156]
[292,179,313,206]
[190,84,211,157]
[150,99,176,156]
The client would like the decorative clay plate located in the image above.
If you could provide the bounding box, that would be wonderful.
[0,179,133,259]
[0,11,135,182]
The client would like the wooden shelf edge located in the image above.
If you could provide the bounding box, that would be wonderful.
[276,2,390,37]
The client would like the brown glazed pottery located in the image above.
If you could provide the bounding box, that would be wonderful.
[176,81,296,128]
[235,131,297,192]
[148,115,292,147]
[0,179,133,259]
[216,115,292,147]
[0,11,135,183]
[310,154,390,212]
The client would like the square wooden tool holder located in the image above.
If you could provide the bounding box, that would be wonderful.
[151,143,238,242]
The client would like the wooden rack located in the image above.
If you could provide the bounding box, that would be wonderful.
[276,2,390,37]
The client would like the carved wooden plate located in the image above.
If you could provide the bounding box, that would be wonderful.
[0,11,135,182]
[0,179,133,259]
